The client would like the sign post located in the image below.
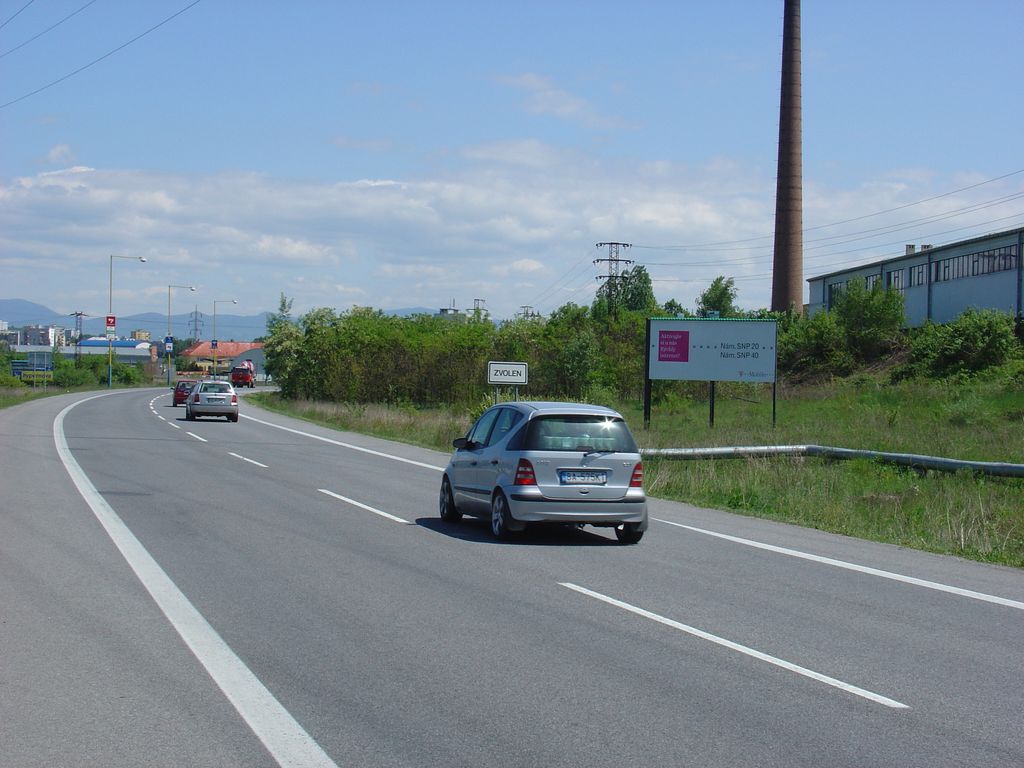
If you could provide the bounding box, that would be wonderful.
[644,318,778,428]
[487,361,528,402]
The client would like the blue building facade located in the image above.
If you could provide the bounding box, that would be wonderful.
[806,226,1023,327]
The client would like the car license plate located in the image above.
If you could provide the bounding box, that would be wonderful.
[560,470,607,485]
[208,397,224,403]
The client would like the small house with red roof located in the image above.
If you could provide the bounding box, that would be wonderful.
[181,340,264,377]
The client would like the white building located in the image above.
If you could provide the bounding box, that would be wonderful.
[806,226,1023,327]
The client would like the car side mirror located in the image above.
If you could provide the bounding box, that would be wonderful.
[453,437,468,450]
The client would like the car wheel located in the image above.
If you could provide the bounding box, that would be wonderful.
[229,414,238,422]
[439,476,462,522]
[186,409,195,421]
[615,523,644,544]
[491,492,514,540]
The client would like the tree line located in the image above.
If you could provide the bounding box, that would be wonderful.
[262,267,1022,407]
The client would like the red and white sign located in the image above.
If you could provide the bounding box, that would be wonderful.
[105,315,116,329]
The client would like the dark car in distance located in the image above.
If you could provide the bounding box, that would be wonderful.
[172,379,197,406]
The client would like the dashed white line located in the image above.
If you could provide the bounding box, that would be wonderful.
[186,432,207,443]
[244,414,444,472]
[654,518,1024,611]
[318,489,412,524]
[560,582,909,710]
[55,394,339,768]
[229,452,268,468]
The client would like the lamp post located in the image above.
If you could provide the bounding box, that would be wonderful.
[166,284,196,386]
[108,254,147,388]
[212,299,237,379]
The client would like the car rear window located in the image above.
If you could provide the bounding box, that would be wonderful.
[201,382,232,393]
[521,415,638,453]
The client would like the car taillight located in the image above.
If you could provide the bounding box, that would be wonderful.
[514,459,537,485]
[231,394,238,404]
[630,462,644,488]
[192,392,200,403]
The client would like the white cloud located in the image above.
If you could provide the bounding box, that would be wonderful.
[47,144,76,165]
[491,258,545,277]
[498,73,628,130]
[3,150,1016,321]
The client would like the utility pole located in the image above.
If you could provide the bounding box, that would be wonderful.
[594,242,633,307]
[67,311,88,362]
[189,305,204,339]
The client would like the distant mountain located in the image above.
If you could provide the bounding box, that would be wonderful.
[2,300,446,341]
[385,306,437,317]
[0,299,68,327]
[0,299,273,342]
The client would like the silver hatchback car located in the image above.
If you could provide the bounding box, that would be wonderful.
[440,402,648,543]
[184,379,239,422]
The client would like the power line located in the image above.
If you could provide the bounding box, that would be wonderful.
[0,0,35,31]
[632,168,1024,251]
[0,0,204,109]
[0,0,99,60]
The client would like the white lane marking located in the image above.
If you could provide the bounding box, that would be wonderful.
[229,452,268,468]
[169,423,181,430]
[318,489,412,524]
[54,394,339,768]
[158,415,166,421]
[560,582,909,710]
[186,432,207,443]
[654,518,1024,611]
[244,414,444,472]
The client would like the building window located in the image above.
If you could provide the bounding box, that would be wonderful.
[828,281,845,307]
[865,274,881,290]
[933,244,1018,283]
[886,268,904,292]
[909,264,927,287]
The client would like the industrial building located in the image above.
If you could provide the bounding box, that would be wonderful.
[806,226,1023,327]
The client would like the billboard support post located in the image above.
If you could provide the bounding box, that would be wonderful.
[645,317,778,429]
[643,318,653,428]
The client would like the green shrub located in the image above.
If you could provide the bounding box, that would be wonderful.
[831,280,905,363]
[909,309,1018,378]
[778,310,856,376]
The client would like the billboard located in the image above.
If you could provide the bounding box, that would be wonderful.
[647,318,777,383]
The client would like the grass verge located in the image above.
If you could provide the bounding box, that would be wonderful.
[250,377,1024,568]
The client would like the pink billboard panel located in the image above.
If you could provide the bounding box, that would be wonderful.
[658,330,689,362]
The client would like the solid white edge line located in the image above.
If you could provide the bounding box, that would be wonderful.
[187,432,207,442]
[560,582,909,710]
[55,393,339,768]
[228,452,269,468]
[654,518,1024,611]
[318,489,412,524]
[244,413,444,472]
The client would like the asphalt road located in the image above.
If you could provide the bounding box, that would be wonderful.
[2,388,1023,767]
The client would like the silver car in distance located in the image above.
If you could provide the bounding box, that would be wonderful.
[440,401,648,543]
[185,379,239,422]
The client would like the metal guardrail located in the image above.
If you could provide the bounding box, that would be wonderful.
[640,445,1024,478]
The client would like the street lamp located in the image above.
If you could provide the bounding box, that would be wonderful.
[166,284,196,386]
[212,299,237,379]
[108,254,147,388]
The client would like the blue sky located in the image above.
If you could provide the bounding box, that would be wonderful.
[3,0,1023,324]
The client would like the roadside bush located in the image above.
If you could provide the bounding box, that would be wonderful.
[907,309,1018,379]
[0,372,25,388]
[778,309,856,377]
[831,280,905,363]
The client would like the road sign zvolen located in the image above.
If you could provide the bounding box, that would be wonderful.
[487,361,528,385]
